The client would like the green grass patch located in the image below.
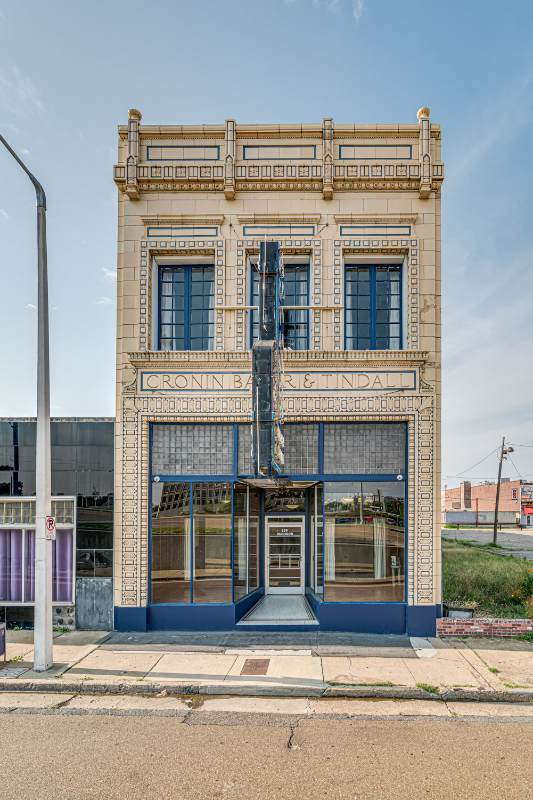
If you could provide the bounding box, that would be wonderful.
[513,633,533,643]
[488,667,500,674]
[416,683,439,694]
[503,683,530,689]
[442,539,533,616]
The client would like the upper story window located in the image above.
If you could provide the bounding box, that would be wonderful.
[159,266,214,351]
[251,263,309,350]
[345,265,401,350]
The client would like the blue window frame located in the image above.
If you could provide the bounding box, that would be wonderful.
[159,265,214,351]
[251,263,309,350]
[345,265,401,350]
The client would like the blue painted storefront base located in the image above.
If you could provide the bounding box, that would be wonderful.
[114,597,438,636]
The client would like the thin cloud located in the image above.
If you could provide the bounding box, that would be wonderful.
[95,296,113,306]
[101,267,117,283]
[353,0,364,22]
[0,209,10,220]
[284,0,364,16]
[0,64,45,117]
[25,303,36,309]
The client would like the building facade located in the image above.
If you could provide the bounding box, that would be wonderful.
[0,418,114,630]
[443,479,533,527]
[113,108,443,636]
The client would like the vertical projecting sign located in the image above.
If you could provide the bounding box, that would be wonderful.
[252,241,285,476]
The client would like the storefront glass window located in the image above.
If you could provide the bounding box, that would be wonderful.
[233,484,247,602]
[0,529,23,601]
[315,484,324,597]
[0,527,73,603]
[248,488,260,591]
[323,481,405,602]
[192,482,232,603]
[151,482,191,603]
[264,488,306,513]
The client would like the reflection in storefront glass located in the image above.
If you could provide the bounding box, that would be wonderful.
[151,482,191,603]
[323,482,405,602]
[193,482,232,603]
[264,489,306,513]
[248,488,260,591]
[233,484,247,602]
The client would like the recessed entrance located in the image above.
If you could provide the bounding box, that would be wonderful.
[265,516,304,595]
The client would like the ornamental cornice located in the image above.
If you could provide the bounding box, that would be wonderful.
[236,213,322,224]
[141,214,225,226]
[334,213,419,223]
[127,349,429,369]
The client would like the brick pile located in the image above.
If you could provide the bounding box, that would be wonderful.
[437,617,533,638]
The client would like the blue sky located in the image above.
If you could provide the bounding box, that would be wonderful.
[1,0,532,487]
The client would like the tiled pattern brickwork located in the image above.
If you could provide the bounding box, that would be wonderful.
[437,618,533,638]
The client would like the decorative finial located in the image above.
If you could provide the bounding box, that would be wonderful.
[417,107,430,121]
[128,109,142,121]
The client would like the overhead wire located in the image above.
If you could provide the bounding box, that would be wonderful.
[443,446,500,480]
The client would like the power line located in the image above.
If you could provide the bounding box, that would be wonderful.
[508,443,533,448]
[443,446,500,480]
[507,453,525,479]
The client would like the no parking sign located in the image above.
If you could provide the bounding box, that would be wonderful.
[45,516,56,540]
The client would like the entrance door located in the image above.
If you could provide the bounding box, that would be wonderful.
[265,516,304,594]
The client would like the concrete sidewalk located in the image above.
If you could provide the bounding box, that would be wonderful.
[2,629,533,702]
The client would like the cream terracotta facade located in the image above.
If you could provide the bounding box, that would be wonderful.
[113,108,442,632]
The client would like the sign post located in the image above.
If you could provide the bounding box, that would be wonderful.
[45,516,56,541]
[0,133,53,672]
[0,622,6,663]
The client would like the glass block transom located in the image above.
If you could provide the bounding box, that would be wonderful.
[152,425,233,475]
[324,423,405,474]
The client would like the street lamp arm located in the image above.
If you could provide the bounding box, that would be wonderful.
[0,133,46,209]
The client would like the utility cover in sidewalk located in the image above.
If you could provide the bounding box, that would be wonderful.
[0,667,30,678]
[240,658,270,676]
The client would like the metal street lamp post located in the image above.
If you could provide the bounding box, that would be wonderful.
[0,134,53,671]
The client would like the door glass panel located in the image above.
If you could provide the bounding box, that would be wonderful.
[268,524,302,588]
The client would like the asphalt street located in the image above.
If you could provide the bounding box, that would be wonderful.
[0,711,531,799]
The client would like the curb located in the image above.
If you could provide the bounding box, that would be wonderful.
[1,679,533,703]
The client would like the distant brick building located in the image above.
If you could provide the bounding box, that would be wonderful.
[443,480,521,513]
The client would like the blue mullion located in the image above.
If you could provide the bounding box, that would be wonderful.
[321,480,325,599]
[189,480,194,604]
[231,482,235,604]
[305,263,310,348]
[184,268,191,351]
[404,420,408,603]
[153,474,235,483]
[370,267,377,349]
[232,425,238,477]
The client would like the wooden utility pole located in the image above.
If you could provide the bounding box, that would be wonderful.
[493,437,513,544]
